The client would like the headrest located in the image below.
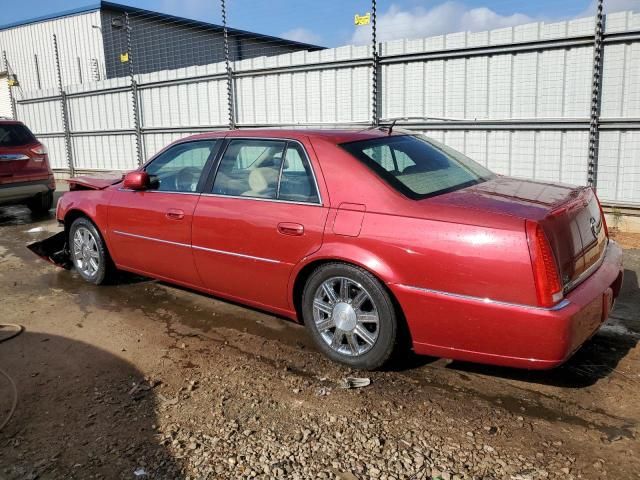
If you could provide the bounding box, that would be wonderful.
[248,167,278,193]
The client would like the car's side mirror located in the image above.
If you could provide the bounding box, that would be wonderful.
[123,171,150,191]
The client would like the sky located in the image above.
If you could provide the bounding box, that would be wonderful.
[1,0,640,47]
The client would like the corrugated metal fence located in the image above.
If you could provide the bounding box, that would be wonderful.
[13,11,640,206]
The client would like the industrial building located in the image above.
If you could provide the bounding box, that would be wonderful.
[0,0,323,116]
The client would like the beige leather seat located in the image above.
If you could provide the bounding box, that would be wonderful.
[242,167,279,198]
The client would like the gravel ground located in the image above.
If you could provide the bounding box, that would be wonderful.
[0,201,639,480]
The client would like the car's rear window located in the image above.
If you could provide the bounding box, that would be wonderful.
[340,134,495,199]
[0,124,37,147]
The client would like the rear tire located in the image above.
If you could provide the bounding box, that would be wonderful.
[302,263,398,370]
[27,190,54,215]
[69,217,114,285]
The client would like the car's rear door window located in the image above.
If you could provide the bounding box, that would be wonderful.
[144,140,219,192]
[212,139,321,203]
[0,124,36,147]
[341,134,495,199]
[213,139,287,199]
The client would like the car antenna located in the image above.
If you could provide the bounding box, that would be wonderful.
[387,119,397,135]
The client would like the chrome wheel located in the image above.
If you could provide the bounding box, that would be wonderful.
[312,276,379,357]
[72,226,100,277]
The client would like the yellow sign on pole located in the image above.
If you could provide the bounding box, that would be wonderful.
[120,52,129,63]
[354,13,371,26]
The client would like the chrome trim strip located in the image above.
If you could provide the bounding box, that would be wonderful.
[199,192,322,207]
[395,284,571,312]
[112,230,191,248]
[112,230,283,265]
[191,245,282,264]
[0,154,30,161]
[116,188,322,206]
[145,189,200,196]
[117,188,200,195]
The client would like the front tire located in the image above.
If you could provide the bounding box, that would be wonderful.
[302,263,398,370]
[69,217,113,285]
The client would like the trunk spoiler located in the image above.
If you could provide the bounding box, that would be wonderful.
[27,231,72,269]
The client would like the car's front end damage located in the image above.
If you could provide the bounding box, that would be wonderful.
[27,173,123,269]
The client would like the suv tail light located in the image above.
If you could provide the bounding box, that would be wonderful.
[526,220,563,308]
[31,145,47,155]
[30,144,48,161]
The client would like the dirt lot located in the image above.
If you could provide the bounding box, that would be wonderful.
[1,198,639,480]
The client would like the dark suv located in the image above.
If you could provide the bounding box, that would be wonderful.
[0,119,55,214]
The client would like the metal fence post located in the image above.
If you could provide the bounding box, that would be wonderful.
[53,35,75,176]
[221,0,236,129]
[125,12,144,165]
[371,0,379,126]
[2,51,17,120]
[588,0,604,188]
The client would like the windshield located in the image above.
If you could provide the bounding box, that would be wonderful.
[0,124,36,147]
[340,134,495,199]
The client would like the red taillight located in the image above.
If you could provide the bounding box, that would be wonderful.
[30,144,48,162]
[31,144,48,155]
[526,220,563,308]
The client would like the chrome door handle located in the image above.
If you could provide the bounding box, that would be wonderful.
[166,209,185,220]
[277,222,304,236]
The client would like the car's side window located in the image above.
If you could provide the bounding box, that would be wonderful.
[145,140,218,193]
[278,143,320,203]
[212,139,286,199]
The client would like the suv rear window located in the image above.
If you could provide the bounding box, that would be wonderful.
[0,124,36,147]
[341,134,495,199]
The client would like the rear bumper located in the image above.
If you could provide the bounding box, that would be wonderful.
[0,178,54,205]
[391,240,624,369]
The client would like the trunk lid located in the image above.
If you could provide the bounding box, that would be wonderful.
[540,187,607,292]
[432,176,608,292]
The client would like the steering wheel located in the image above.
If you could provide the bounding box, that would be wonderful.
[173,167,201,192]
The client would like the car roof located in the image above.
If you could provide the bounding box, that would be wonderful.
[181,127,410,145]
[0,119,24,125]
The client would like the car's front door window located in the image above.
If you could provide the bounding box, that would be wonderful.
[145,140,218,193]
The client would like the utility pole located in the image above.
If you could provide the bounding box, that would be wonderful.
[371,0,379,126]
[53,35,75,176]
[2,51,17,120]
[125,12,144,165]
[221,0,236,129]
[587,0,604,187]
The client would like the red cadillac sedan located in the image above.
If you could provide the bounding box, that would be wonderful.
[43,128,623,370]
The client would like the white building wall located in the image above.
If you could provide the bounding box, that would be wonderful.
[0,10,106,94]
[0,75,11,117]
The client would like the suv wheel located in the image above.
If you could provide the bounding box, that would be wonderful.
[27,191,53,215]
[302,263,398,370]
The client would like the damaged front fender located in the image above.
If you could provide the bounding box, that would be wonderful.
[27,231,72,269]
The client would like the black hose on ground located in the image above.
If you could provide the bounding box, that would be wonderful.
[0,323,24,432]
